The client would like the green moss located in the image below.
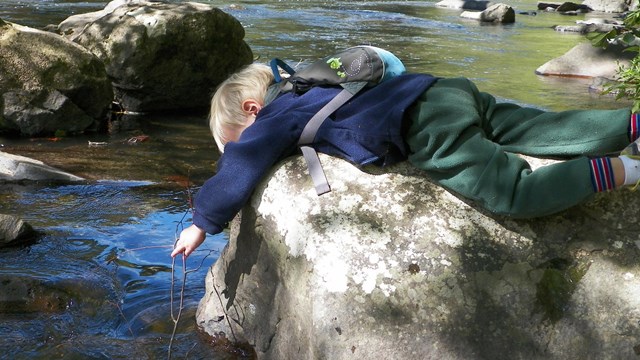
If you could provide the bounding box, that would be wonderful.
[534,258,590,323]
[41,59,74,88]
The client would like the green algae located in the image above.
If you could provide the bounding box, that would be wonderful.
[534,258,590,323]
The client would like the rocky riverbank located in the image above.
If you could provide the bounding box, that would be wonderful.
[2,0,640,358]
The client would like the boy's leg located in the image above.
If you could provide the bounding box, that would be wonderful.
[473,84,633,157]
[405,78,620,218]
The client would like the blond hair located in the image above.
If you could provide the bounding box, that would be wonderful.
[209,63,274,153]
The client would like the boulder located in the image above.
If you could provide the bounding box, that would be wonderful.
[535,42,634,79]
[58,0,253,112]
[537,1,592,12]
[538,1,561,9]
[197,155,640,359]
[582,0,636,12]
[0,151,84,182]
[0,21,113,136]
[460,3,516,23]
[0,214,36,248]
[556,2,590,11]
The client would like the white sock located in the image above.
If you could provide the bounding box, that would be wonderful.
[619,155,640,185]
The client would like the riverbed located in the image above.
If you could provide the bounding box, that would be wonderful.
[0,0,630,358]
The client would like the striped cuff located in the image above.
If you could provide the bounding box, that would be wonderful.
[589,157,616,192]
[630,113,640,141]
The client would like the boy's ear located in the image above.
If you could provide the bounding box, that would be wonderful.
[242,99,262,115]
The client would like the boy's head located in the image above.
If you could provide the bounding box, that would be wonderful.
[209,63,274,153]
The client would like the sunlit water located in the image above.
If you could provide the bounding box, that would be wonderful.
[0,0,632,358]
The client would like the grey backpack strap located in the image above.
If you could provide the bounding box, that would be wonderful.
[298,89,355,195]
[299,146,331,195]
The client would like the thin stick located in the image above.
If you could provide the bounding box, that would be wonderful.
[167,174,206,359]
[167,255,187,360]
[168,246,217,359]
[168,194,218,359]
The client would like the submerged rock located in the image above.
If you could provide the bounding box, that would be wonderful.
[197,155,640,359]
[0,275,69,313]
[58,0,253,112]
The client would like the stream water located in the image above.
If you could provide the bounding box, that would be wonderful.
[0,0,631,358]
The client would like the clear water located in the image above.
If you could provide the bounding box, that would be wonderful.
[0,181,228,359]
[0,0,631,358]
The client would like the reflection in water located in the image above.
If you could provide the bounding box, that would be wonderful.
[0,182,224,359]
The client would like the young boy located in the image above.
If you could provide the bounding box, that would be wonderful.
[171,56,640,260]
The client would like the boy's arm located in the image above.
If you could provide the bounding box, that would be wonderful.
[174,112,303,258]
[192,135,296,231]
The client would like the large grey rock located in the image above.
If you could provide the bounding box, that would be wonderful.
[0,151,84,182]
[536,42,634,79]
[0,20,113,136]
[197,155,640,359]
[581,0,637,12]
[58,0,253,112]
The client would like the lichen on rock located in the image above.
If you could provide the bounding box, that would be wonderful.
[197,154,640,359]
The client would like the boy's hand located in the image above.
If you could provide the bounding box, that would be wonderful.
[171,224,206,259]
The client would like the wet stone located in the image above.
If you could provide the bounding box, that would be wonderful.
[0,214,36,248]
[0,275,70,314]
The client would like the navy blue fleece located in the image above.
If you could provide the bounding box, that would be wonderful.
[192,74,437,234]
